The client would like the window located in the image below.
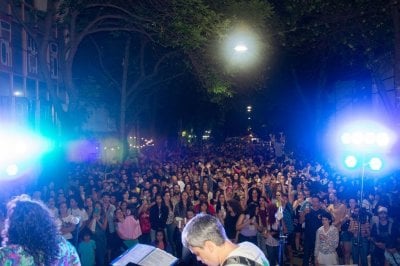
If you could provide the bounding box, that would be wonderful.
[0,21,11,41]
[27,35,38,74]
[0,20,11,67]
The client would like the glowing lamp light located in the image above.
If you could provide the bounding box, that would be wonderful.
[234,44,248,53]
[13,91,23,97]
[6,164,19,176]
[344,155,358,169]
[369,157,383,171]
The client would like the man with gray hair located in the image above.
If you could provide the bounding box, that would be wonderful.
[182,213,269,266]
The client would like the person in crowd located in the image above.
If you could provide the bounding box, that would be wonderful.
[120,200,129,216]
[152,229,173,253]
[59,201,79,244]
[292,190,305,253]
[257,196,268,255]
[69,197,89,235]
[164,191,177,255]
[223,199,242,243]
[138,200,152,245]
[215,193,228,223]
[78,229,96,266]
[193,191,216,215]
[247,187,261,207]
[384,237,400,266]
[263,203,279,266]
[0,194,80,265]
[88,201,107,266]
[314,212,339,265]
[236,203,260,245]
[102,192,117,262]
[175,208,195,261]
[301,195,326,266]
[371,206,395,266]
[182,213,269,266]
[115,208,142,249]
[327,192,348,264]
[174,191,193,220]
[278,192,295,266]
[339,197,357,261]
[47,196,59,218]
[84,197,94,222]
[149,193,169,242]
[348,206,370,266]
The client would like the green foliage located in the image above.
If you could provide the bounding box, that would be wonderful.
[208,78,234,104]
[274,0,392,68]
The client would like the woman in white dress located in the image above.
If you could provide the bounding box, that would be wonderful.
[315,212,339,265]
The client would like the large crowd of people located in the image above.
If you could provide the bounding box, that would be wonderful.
[0,136,399,266]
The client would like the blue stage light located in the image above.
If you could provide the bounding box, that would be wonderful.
[369,157,383,171]
[6,164,18,176]
[344,155,358,169]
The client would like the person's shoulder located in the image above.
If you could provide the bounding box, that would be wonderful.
[56,236,81,265]
[227,242,269,266]
[0,245,35,265]
[237,241,259,249]
[331,225,339,232]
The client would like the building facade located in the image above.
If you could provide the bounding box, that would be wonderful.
[0,0,64,136]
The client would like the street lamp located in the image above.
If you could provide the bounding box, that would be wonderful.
[221,26,262,69]
[234,44,248,53]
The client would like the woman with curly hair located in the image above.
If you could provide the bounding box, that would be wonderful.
[0,194,81,265]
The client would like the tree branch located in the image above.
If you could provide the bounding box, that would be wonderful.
[89,36,121,91]
[85,3,155,24]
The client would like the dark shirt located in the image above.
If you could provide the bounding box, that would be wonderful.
[225,213,240,239]
[304,208,326,241]
[371,221,393,249]
[149,204,169,230]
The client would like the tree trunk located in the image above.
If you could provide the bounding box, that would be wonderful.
[120,36,132,159]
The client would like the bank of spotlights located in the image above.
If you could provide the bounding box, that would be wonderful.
[340,131,390,147]
[338,120,396,172]
[343,155,383,171]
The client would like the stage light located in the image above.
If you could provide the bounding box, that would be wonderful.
[344,155,358,169]
[351,132,363,145]
[369,157,383,171]
[341,132,352,145]
[376,132,389,147]
[364,132,376,145]
[15,141,28,155]
[6,164,18,176]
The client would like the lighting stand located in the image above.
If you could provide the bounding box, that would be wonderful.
[355,156,367,265]
[278,220,287,266]
[276,206,287,266]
